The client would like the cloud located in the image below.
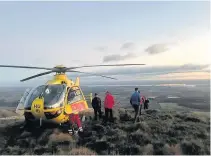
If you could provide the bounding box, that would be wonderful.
[120,42,134,50]
[103,53,136,63]
[145,43,169,55]
[68,64,209,77]
[94,46,108,52]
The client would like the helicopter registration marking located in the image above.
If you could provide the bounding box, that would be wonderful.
[34,104,41,109]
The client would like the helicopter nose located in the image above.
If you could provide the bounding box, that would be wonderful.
[31,97,44,118]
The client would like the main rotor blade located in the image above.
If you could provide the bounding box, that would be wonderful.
[67,70,118,80]
[67,63,145,70]
[0,65,52,70]
[20,71,53,82]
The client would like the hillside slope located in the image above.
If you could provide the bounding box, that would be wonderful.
[0,108,210,155]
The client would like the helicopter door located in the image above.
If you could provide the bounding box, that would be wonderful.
[65,86,87,114]
[15,88,31,115]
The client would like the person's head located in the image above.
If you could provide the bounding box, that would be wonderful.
[94,93,98,97]
[106,91,112,96]
[135,88,138,92]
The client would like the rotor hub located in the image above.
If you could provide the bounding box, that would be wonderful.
[53,66,67,73]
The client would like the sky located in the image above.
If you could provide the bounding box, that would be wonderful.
[0,1,210,86]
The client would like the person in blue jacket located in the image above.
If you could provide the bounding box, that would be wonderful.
[130,87,141,122]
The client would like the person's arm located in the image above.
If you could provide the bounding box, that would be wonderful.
[91,98,95,108]
[138,94,141,103]
[98,98,101,108]
[130,96,132,105]
[104,97,106,106]
[111,96,115,107]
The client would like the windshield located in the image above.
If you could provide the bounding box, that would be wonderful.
[43,84,66,107]
[24,84,66,108]
[67,87,84,104]
[16,88,32,114]
[19,88,31,105]
[24,85,45,108]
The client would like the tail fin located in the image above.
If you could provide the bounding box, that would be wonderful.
[75,77,80,86]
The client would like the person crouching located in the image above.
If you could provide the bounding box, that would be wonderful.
[68,111,83,135]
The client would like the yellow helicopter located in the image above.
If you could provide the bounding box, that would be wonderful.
[0,63,145,126]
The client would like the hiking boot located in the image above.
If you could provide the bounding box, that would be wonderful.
[78,127,83,132]
[68,129,74,135]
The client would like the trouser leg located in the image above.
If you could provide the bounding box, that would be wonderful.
[133,105,139,121]
[139,105,142,115]
[68,114,75,134]
[69,114,74,125]
[110,109,113,118]
[104,108,109,123]
[94,108,97,120]
[74,114,82,128]
[98,108,102,118]
[109,109,114,122]
[146,103,149,109]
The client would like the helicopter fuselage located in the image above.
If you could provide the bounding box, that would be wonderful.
[17,73,89,124]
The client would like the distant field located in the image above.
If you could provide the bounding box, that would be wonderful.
[0,83,210,113]
[159,102,188,111]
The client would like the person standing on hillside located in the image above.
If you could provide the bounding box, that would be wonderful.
[130,88,141,122]
[103,91,115,123]
[144,97,149,109]
[91,93,102,120]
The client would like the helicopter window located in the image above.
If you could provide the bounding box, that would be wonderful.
[67,87,84,104]
[24,84,66,108]
[19,88,31,105]
[24,85,46,108]
[43,84,66,107]
[16,88,32,114]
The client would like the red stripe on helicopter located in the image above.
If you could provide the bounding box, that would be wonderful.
[71,102,86,112]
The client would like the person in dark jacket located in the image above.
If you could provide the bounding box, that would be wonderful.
[91,93,102,120]
[144,98,149,109]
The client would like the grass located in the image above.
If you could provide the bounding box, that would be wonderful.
[0,108,210,155]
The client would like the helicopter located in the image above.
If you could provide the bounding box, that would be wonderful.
[0,63,145,126]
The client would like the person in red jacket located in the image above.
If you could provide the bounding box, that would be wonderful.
[103,91,115,123]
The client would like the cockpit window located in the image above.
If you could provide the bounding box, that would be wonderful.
[24,85,45,108]
[24,84,66,108]
[43,84,66,107]
[67,87,84,104]
[16,88,32,114]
